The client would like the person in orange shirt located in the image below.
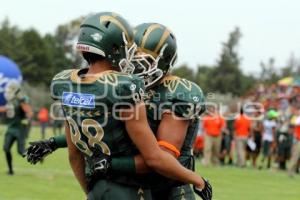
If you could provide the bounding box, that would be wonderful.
[38,107,49,139]
[202,106,225,166]
[234,108,251,167]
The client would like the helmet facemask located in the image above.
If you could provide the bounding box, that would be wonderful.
[130,44,169,88]
[119,32,137,73]
[4,81,21,101]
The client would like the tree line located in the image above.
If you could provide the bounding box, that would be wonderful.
[1,18,300,97]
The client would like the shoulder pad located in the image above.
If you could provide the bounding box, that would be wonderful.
[52,69,75,81]
[160,75,205,118]
[162,76,204,103]
[51,69,76,100]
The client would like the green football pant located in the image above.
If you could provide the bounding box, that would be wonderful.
[88,179,152,200]
[3,132,25,155]
[152,184,195,200]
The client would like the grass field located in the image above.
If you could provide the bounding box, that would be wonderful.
[0,126,299,200]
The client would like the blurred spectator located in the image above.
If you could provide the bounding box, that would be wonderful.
[193,121,204,158]
[202,106,226,166]
[38,107,49,139]
[234,108,251,167]
[288,109,300,177]
[220,106,236,165]
[276,109,293,170]
[52,106,64,136]
[247,110,263,168]
[260,110,278,169]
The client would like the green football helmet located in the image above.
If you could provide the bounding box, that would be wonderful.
[4,80,21,101]
[130,23,177,88]
[76,12,136,68]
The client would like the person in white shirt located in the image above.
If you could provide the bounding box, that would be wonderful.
[260,110,278,169]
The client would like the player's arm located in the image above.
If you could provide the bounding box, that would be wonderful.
[65,121,88,194]
[122,102,205,189]
[133,112,189,173]
[21,102,33,119]
[25,135,67,164]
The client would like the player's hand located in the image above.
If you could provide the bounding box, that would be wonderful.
[193,178,212,200]
[24,138,57,164]
[90,145,111,176]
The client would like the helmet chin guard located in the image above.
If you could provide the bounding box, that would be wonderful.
[129,44,168,88]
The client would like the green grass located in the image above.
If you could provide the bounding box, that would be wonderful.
[0,125,299,200]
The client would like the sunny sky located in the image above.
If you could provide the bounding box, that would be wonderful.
[1,0,300,74]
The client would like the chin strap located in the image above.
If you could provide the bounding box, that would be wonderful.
[158,140,181,158]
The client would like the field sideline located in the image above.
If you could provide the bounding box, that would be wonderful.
[0,126,299,200]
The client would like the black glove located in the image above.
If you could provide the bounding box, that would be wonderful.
[24,137,58,164]
[89,145,111,176]
[193,178,212,200]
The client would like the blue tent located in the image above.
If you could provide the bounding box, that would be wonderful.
[0,56,23,106]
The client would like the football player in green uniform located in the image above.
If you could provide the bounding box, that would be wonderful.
[40,12,207,199]
[125,22,209,200]
[25,21,212,200]
[0,81,33,175]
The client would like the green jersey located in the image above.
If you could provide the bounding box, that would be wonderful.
[51,68,144,158]
[146,75,205,156]
[145,75,205,191]
[5,95,29,134]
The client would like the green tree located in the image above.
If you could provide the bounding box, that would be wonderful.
[0,19,72,86]
[0,19,23,61]
[55,16,85,66]
[194,65,215,93]
[209,27,246,96]
[259,57,280,84]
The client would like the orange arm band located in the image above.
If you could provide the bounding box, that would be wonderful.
[158,140,181,158]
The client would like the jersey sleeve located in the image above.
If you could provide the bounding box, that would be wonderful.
[117,75,145,108]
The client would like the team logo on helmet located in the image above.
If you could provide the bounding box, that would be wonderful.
[90,33,103,42]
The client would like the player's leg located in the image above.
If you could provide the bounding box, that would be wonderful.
[88,180,152,200]
[16,129,26,156]
[3,133,16,175]
[24,123,31,139]
[167,184,196,200]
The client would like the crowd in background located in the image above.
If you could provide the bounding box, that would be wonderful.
[194,83,300,176]
[35,107,64,139]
